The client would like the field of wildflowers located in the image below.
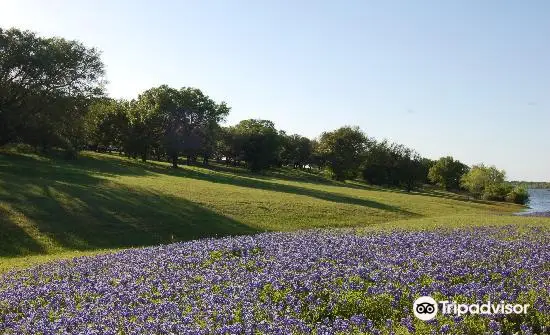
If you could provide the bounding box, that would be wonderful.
[1,226,549,334]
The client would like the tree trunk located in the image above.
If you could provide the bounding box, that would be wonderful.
[171,155,178,168]
[141,152,147,162]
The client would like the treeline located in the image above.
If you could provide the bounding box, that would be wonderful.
[86,107,432,191]
[0,27,529,204]
[85,87,229,168]
[510,181,550,189]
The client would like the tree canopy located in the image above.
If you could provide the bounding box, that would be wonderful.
[317,126,367,181]
[279,133,313,169]
[1,27,105,154]
[231,119,280,172]
[461,164,506,197]
[428,156,469,191]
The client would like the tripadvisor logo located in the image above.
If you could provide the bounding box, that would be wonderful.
[413,296,530,321]
[413,296,438,321]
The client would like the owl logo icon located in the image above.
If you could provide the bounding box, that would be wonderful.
[413,296,438,321]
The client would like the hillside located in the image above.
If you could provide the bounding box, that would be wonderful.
[1,150,547,272]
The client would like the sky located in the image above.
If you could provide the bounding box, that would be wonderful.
[1,0,549,181]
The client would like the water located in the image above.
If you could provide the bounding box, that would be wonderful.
[518,189,550,214]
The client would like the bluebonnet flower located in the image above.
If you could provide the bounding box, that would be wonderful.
[0,226,548,333]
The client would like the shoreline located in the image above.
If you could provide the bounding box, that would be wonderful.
[514,211,550,217]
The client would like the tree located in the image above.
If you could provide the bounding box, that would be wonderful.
[391,145,425,192]
[419,158,436,184]
[0,27,105,154]
[280,133,312,169]
[317,126,367,181]
[217,126,241,166]
[310,139,326,170]
[135,85,229,167]
[233,119,281,172]
[85,99,130,152]
[460,164,529,203]
[460,164,506,197]
[459,164,518,201]
[176,87,230,165]
[361,140,425,191]
[125,100,157,162]
[361,140,392,185]
[428,156,469,191]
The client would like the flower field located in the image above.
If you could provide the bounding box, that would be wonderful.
[1,226,549,334]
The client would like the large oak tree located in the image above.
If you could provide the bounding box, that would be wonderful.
[0,28,105,154]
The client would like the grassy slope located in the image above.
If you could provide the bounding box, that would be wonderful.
[1,150,547,273]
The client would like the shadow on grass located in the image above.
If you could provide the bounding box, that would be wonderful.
[0,151,505,209]
[0,207,46,256]
[0,153,259,257]
[346,180,499,206]
[0,150,154,181]
[58,152,416,216]
[76,152,472,209]
[208,164,335,186]
[151,158,494,209]
[415,188,498,205]
[163,167,419,216]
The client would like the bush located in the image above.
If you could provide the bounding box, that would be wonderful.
[506,186,530,205]
[481,183,512,201]
[461,164,506,197]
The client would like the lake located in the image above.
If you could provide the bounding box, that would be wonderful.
[517,189,550,215]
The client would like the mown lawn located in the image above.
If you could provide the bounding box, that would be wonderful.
[1,149,546,273]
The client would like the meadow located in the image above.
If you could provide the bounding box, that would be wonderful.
[1,150,550,334]
[1,149,539,271]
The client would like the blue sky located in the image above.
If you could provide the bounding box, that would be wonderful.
[1,0,549,180]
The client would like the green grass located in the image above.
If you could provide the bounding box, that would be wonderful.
[1,149,547,273]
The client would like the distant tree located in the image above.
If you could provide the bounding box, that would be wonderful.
[0,27,105,155]
[318,126,367,181]
[280,133,313,169]
[85,99,130,152]
[393,146,425,192]
[135,86,229,167]
[177,88,229,165]
[310,139,326,170]
[198,122,222,165]
[509,181,550,189]
[419,158,436,184]
[361,139,425,191]
[233,119,281,172]
[125,100,157,162]
[217,126,240,166]
[460,164,506,197]
[428,156,469,191]
[361,140,392,185]
[460,164,529,204]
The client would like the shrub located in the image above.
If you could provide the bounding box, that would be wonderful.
[481,183,512,201]
[461,164,506,197]
[506,186,530,205]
